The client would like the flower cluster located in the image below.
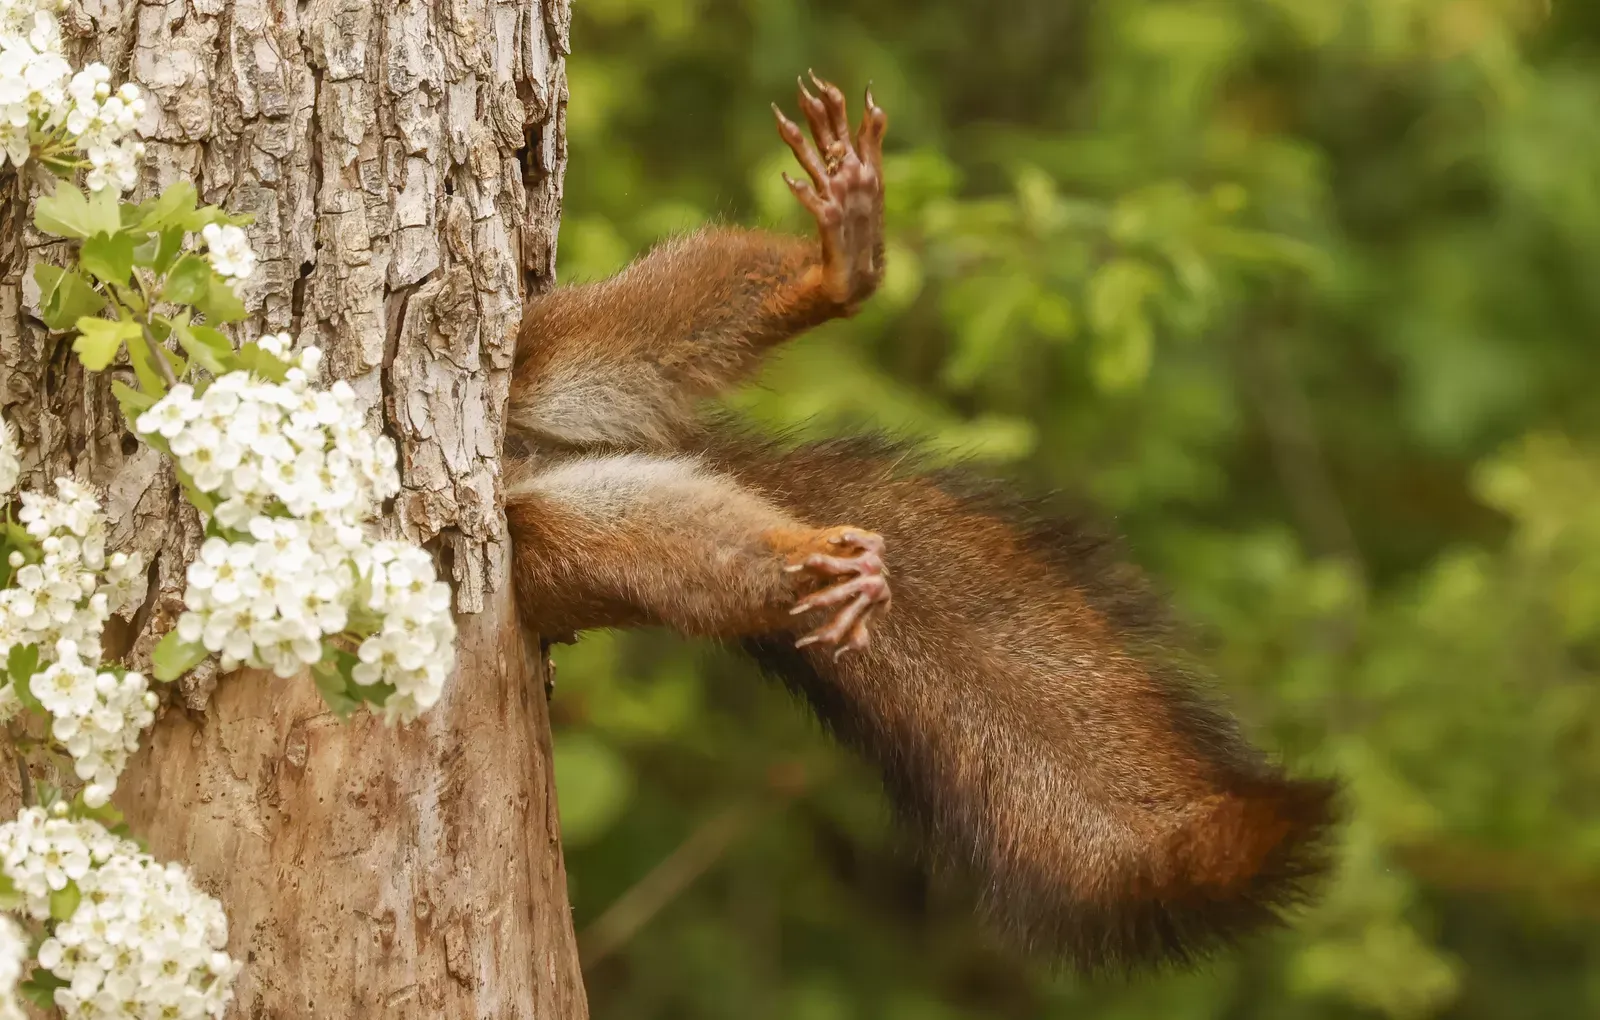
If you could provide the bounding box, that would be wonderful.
[0,415,16,494]
[353,541,456,723]
[136,342,396,528]
[0,0,145,191]
[0,915,25,1020]
[0,808,239,1019]
[0,478,150,801]
[0,0,53,37]
[0,16,68,167]
[175,522,355,678]
[63,66,144,193]
[34,640,156,807]
[199,223,255,281]
[136,339,455,722]
[0,479,146,665]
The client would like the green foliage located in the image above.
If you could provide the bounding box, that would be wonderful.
[549,0,1600,1017]
[46,883,79,925]
[150,632,207,684]
[33,266,105,332]
[311,645,396,718]
[33,186,120,240]
[71,317,141,371]
[5,644,39,716]
[32,181,258,392]
[27,177,403,721]
[19,968,67,1008]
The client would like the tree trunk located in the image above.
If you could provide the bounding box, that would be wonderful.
[0,0,587,1016]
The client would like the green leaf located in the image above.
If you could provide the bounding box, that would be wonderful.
[33,265,106,331]
[6,644,37,685]
[33,184,120,239]
[203,517,248,542]
[173,464,214,515]
[3,522,38,566]
[314,640,397,708]
[6,644,38,707]
[71,316,142,371]
[1091,318,1153,392]
[125,329,169,396]
[170,318,235,376]
[1086,257,1160,392]
[161,343,186,380]
[0,869,21,913]
[151,630,208,683]
[311,648,361,718]
[128,181,198,232]
[188,324,234,362]
[235,341,290,382]
[32,262,61,297]
[350,679,398,706]
[70,791,132,836]
[182,203,254,232]
[20,968,67,1008]
[113,379,159,426]
[134,225,186,275]
[79,230,136,286]
[48,881,80,922]
[195,275,247,324]
[163,254,211,306]
[7,677,37,714]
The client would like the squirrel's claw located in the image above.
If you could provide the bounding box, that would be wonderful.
[772,71,887,308]
[788,527,890,657]
[773,103,830,192]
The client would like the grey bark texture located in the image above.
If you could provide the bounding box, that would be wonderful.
[0,0,588,1015]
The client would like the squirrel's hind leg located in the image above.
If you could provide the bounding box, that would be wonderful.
[505,451,890,651]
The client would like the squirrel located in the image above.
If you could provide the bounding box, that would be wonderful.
[503,73,1339,974]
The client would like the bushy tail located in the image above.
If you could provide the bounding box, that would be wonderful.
[712,432,1340,972]
[744,636,1338,972]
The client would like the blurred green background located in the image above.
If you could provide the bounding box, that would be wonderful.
[546,0,1600,1016]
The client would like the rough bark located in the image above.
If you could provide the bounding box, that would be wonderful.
[0,0,586,1016]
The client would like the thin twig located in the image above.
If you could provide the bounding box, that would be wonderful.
[142,326,178,389]
[579,805,753,968]
[576,758,827,967]
[1242,324,1365,581]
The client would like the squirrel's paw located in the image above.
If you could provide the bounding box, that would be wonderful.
[771,72,887,308]
[785,527,890,659]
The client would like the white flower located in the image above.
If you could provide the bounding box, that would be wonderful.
[101,550,146,618]
[21,639,154,798]
[255,331,291,357]
[35,638,98,716]
[130,348,454,722]
[135,383,199,439]
[0,477,124,662]
[0,914,24,1020]
[61,64,144,193]
[200,223,255,280]
[0,0,145,193]
[0,413,18,494]
[351,540,455,723]
[0,476,155,795]
[0,809,240,1019]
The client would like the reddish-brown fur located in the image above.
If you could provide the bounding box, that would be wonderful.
[504,76,1338,972]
